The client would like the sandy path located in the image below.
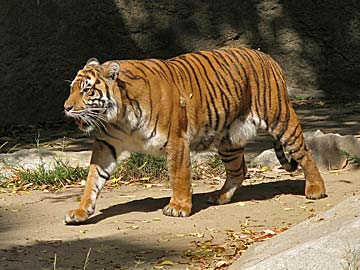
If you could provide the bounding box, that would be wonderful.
[1,169,359,270]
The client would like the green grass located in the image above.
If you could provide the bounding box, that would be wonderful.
[192,154,225,180]
[114,153,168,182]
[1,158,88,189]
[1,152,227,191]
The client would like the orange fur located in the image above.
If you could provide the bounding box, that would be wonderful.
[63,48,326,224]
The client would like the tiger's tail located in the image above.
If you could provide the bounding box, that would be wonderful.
[273,140,298,172]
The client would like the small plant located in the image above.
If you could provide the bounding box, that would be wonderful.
[341,151,360,168]
[114,153,168,182]
[192,155,225,181]
[52,248,92,270]
[2,158,88,190]
[114,153,226,184]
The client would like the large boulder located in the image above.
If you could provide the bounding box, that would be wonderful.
[229,195,360,270]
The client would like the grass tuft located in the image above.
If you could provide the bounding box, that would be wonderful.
[1,152,227,191]
[1,158,88,190]
[114,153,168,182]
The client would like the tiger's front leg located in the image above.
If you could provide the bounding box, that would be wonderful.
[163,139,192,217]
[64,139,117,224]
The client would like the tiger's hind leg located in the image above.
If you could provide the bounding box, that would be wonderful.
[208,144,247,205]
[271,111,326,199]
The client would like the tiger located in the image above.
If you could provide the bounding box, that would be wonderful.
[63,47,326,224]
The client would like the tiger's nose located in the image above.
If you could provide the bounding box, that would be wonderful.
[64,105,74,112]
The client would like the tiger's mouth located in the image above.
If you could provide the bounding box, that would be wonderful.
[75,119,88,127]
[74,118,93,132]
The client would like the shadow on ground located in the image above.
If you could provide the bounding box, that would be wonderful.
[0,178,306,269]
[0,237,184,270]
[54,179,305,225]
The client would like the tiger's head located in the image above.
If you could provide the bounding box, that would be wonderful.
[64,58,121,133]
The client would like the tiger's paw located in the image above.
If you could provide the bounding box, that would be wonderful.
[64,209,89,225]
[163,202,191,217]
[208,191,232,205]
[305,183,327,200]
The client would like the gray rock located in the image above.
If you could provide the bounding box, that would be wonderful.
[0,149,131,181]
[251,130,360,171]
[251,149,280,169]
[304,130,360,170]
[229,196,360,270]
[0,149,92,171]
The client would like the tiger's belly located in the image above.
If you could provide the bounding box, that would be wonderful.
[99,115,260,156]
[189,116,259,151]
[121,132,167,156]
[96,126,167,157]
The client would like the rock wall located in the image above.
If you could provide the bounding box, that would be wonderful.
[1,0,359,126]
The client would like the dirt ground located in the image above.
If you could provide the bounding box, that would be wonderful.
[0,170,359,270]
[0,100,359,270]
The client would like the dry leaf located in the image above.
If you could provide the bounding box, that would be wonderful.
[263,229,276,235]
[215,260,229,269]
[158,259,174,266]
[189,232,205,238]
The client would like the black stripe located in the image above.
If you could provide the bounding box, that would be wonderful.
[289,139,305,155]
[96,138,117,159]
[283,122,301,147]
[219,51,247,103]
[111,123,130,135]
[161,120,172,150]
[213,51,240,100]
[161,60,178,84]
[226,49,249,90]
[167,61,187,90]
[145,59,168,80]
[219,147,245,154]
[187,54,220,130]
[268,61,282,133]
[241,50,262,119]
[220,156,239,163]
[253,51,269,125]
[196,52,232,129]
[137,62,156,75]
[96,166,111,180]
[293,152,305,162]
[172,58,204,106]
[174,57,215,126]
[148,113,159,139]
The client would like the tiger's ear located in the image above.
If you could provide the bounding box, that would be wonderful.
[85,58,100,67]
[105,61,120,81]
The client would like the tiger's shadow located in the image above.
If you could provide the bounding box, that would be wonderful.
[82,179,305,225]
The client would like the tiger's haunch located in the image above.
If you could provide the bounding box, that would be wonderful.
[63,47,326,224]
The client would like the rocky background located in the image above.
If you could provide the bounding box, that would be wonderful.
[1,0,360,126]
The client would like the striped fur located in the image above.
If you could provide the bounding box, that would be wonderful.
[63,47,326,224]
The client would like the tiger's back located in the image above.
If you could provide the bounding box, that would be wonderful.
[63,47,326,224]
[115,48,295,152]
